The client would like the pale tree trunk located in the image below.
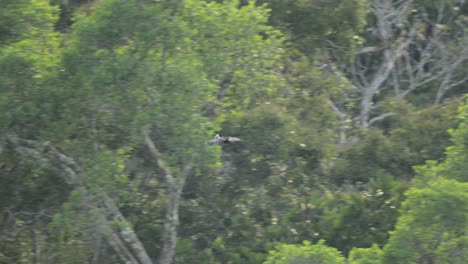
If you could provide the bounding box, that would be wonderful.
[158,184,181,264]
[142,129,193,264]
[357,0,413,129]
[359,48,396,129]
[1,135,153,264]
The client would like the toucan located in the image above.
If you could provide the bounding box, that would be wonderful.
[207,134,242,145]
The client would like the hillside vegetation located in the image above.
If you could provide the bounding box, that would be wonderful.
[1,1,467,263]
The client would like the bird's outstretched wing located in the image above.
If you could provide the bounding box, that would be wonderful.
[226,137,242,143]
[207,134,242,145]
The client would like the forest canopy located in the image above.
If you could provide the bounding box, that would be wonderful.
[1,1,467,263]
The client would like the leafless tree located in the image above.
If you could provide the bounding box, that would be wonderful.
[332,0,468,130]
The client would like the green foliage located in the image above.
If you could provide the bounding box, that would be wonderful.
[435,236,468,264]
[254,171,402,255]
[182,0,284,84]
[381,102,468,263]
[0,0,60,134]
[259,0,368,56]
[332,103,458,183]
[436,101,468,182]
[382,178,468,264]
[388,103,459,169]
[348,244,383,264]
[264,240,346,264]
[45,196,93,264]
[0,0,58,45]
[413,100,468,184]
[331,129,409,183]
[325,172,402,253]
[1,0,467,263]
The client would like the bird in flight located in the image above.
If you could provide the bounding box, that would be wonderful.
[207,134,242,145]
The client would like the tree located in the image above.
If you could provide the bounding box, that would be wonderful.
[337,0,468,129]
[258,0,368,57]
[0,135,152,264]
[417,100,468,183]
[0,0,60,134]
[434,236,468,264]
[381,99,468,263]
[0,1,63,263]
[2,0,286,263]
[2,1,467,263]
[264,240,346,264]
[382,178,467,264]
[348,244,383,264]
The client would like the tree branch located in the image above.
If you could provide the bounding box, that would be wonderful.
[142,128,193,264]
[368,112,396,126]
[357,45,388,55]
[142,128,175,184]
[1,134,153,264]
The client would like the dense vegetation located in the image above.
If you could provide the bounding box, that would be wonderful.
[1,1,467,263]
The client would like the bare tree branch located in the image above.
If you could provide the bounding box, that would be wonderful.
[368,112,396,126]
[357,45,387,55]
[355,0,415,128]
[335,0,468,129]
[142,128,174,184]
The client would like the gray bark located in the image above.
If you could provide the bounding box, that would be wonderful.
[357,0,413,129]
[344,0,468,129]
[142,129,193,264]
